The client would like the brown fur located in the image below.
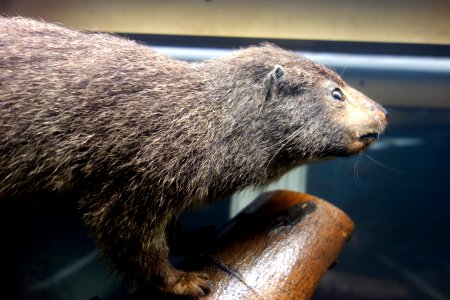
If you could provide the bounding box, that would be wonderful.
[0,16,387,297]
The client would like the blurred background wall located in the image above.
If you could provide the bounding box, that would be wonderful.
[1,0,449,44]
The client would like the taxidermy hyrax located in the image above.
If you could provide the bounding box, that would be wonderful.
[0,17,387,297]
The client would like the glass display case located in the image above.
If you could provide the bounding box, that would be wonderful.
[5,35,450,300]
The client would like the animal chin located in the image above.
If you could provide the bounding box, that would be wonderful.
[346,132,378,154]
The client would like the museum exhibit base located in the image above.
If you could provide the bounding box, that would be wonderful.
[100,190,354,300]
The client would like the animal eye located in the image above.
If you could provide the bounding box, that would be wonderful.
[332,88,344,101]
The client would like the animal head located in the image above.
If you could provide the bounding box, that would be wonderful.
[231,44,388,162]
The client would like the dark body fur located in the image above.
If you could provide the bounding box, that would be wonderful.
[0,17,386,296]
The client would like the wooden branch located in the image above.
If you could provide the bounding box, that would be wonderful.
[113,190,354,300]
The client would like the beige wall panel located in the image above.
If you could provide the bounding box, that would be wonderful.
[1,0,449,44]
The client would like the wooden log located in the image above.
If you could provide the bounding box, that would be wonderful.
[114,190,354,300]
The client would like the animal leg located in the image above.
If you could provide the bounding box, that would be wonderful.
[82,197,211,297]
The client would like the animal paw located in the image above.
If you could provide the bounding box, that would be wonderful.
[170,271,212,298]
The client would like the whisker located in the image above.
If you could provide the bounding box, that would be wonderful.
[353,153,363,187]
[364,153,405,173]
[339,67,348,77]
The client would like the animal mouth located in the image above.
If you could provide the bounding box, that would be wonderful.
[359,132,378,142]
[346,132,379,155]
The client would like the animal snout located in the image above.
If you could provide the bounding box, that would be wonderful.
[370,103,389,121]
[377,104,389,118]
[370,103,388,126]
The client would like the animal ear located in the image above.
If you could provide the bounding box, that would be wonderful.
[273,65,284,80]
[264,65,284,101]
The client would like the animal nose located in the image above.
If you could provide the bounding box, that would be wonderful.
[377,104,389,118]
[371,104,388,125]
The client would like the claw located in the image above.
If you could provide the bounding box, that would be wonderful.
[169,271,212,298]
